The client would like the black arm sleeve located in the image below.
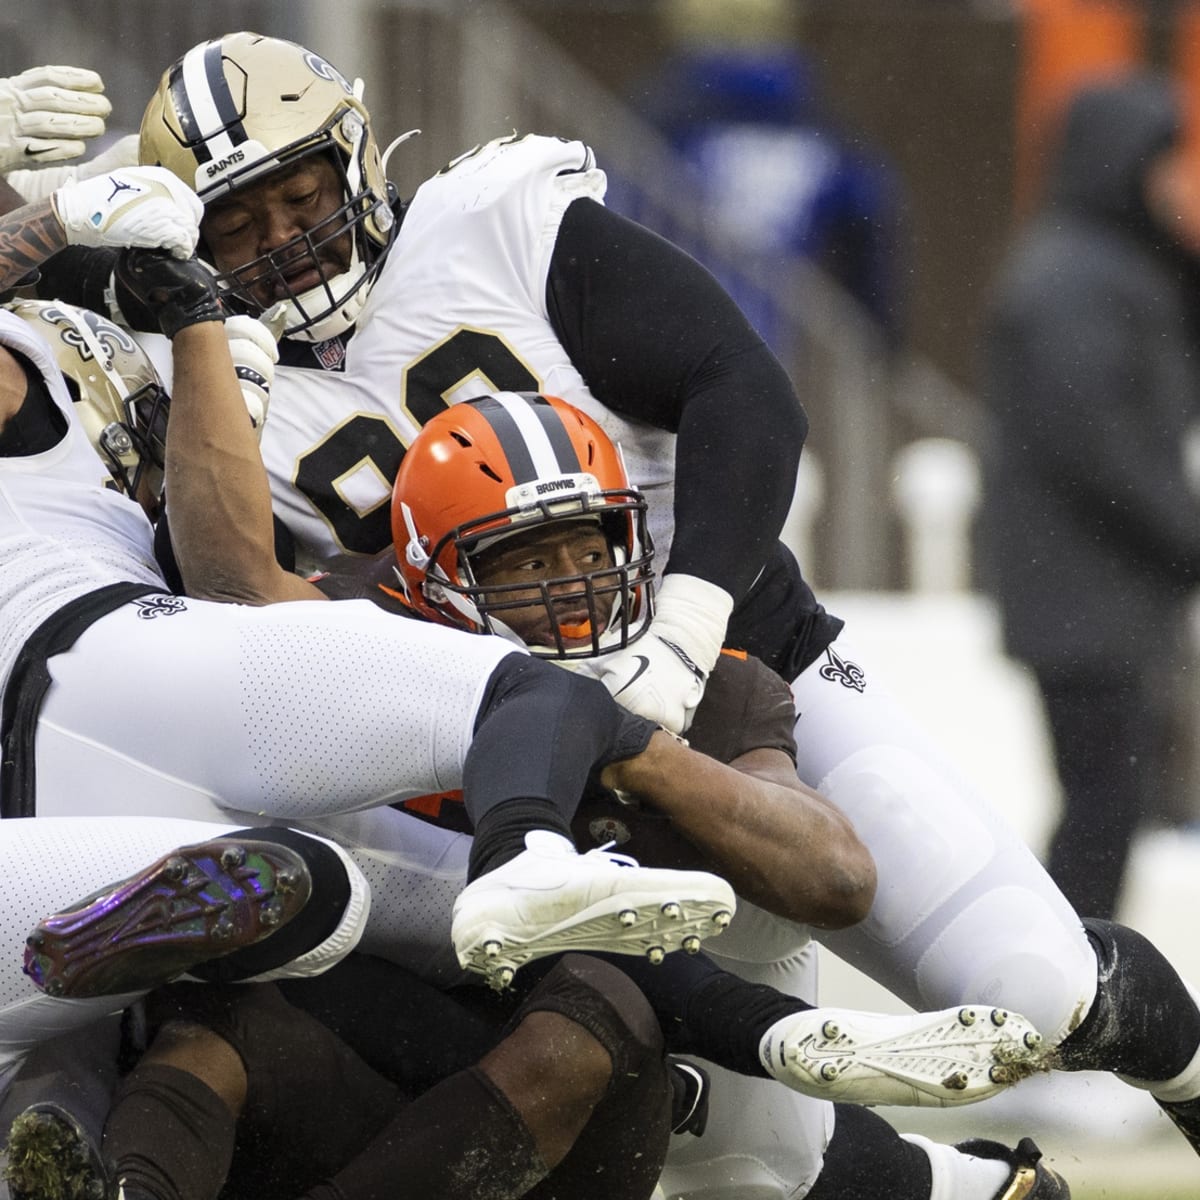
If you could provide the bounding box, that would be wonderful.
[34,246,163,333]
[546,198,808,601]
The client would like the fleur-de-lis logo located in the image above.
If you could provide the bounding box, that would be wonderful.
[132,595,187,619]
[819,646,866,692]
[40,303,137,366]
[304,52,353,95]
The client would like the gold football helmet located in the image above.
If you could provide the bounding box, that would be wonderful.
[5,298,169,501]
[139,32,396,342]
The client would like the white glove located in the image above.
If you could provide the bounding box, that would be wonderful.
[224,304,285,438]
[0,66,112,172]
[51,165,202,259]
[6,132,139,202]
[595,573,734,734]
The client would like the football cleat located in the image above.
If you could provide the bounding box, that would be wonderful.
[759,1004,1049,1108]
[956,1136,1071,1199]
[451,830,735,989]
[22,838,312,999]
[2,1102,108,1200]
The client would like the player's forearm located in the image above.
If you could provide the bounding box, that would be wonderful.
[0,200,64,291]
[602,734,876,928]
[166,323,320,605]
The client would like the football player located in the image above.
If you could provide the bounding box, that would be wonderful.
[28,31,1194,1195]
[4,249,1062,1199]
[112,244,1049,1115]
[0,173,741,1047]
[6,950,679,1200]
[386,389,1071,1200]
[0,181,1033,1159]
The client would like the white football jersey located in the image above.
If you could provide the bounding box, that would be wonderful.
[254,134,678,579]
[0,311,163,694]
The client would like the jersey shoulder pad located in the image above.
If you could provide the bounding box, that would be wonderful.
[420,133,604,214]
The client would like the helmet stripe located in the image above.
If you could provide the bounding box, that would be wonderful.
[475,393,581,483]
[172,40,248,164]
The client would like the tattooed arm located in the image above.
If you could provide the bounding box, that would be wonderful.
[0,198,66,292]
[0,166,201,298]
[0,192,63,439]
[0,175,28,217]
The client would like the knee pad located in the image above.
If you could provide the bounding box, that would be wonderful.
[1056,918,1200,1081]
[510,953,663,1082]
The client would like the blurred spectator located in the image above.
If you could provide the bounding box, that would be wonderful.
[630,44,906,353]
[980,72,1200,919]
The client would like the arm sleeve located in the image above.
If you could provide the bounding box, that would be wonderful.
[546,197,808,601]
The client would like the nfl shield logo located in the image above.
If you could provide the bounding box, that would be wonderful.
[314,337,346,371]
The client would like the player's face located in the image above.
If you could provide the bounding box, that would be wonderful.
[472,522,618,649]
[200,156,353,308]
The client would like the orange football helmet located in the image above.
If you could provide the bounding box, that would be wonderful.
[391,392,654,659]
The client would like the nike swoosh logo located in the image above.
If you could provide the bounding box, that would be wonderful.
[613,655,651,696]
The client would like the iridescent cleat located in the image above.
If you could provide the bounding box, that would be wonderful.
[759,1004,1050,1108]
[451,830,736,990]
[22,838,312,999]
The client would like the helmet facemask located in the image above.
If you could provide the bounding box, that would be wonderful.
[205,140,394,342]
[417,492,656,661]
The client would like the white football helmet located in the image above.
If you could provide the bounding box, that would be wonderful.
[139,31,396,342]
[5,298,168,500]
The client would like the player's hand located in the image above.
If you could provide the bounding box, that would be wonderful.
[52,166,202,260]
[224,304,285,438]
[114,247,223,339]
[5,132,139,203]
[0,66,112,172]
[594,573,733,734]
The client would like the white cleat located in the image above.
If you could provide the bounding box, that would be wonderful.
[451,830,736,989]
[759,1004,1049,1107]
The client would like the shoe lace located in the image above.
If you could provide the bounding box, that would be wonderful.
[587,839,639,869]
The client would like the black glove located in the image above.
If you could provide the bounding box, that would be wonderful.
[114,247,224,339]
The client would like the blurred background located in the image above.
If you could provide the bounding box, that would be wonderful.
[6,1,1200,1194]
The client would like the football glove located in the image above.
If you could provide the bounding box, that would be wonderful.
[6,132,138,202]
[224,305,286,438]
[594,573,733,734]
[52,166,202,260]
[0,65,111,172]
[114,248,223,339]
